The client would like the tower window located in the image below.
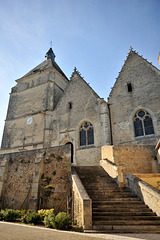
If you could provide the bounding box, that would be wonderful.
[79,122,94,146]
[134,110,154,137]
[127,83,132,92]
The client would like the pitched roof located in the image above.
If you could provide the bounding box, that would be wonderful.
[54,67,102,110]
[70,67,100,99]
[108,48,160,99]
[23,48,68,81]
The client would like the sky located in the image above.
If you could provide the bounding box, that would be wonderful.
[0,0,160,145]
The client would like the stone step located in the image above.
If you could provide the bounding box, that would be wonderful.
[81,182,117,187]
[92,215,160,221]
[92,219,160,225]
[85,187,130,191]
[93,211,156,216]
[86,225,160,233]
[74,166,160,233]
[87,191,137,197]
[92,200,144,205]
[91,196,140,201]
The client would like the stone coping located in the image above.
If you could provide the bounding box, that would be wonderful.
[126,174,160,198]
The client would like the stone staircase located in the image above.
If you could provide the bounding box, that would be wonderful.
[75,166,160,233]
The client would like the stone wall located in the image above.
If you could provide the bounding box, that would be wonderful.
[135,174,160,190]
[108,50,160,145]
[44,71,110,166]
[0,145,71,212]
[101,145,157,176]
[101,145,158,186]
[72,170,92,229]
[126,174,160,216]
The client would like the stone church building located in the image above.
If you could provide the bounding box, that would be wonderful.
[1,47,160,165]
[1,48,160,231]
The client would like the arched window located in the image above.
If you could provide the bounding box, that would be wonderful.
[79,122,94,146]
[134,110,154,137]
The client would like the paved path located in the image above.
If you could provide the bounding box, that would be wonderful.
[0,222,160,240]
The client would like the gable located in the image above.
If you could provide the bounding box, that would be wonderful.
[55,70,100,113]
[109,50,160,103]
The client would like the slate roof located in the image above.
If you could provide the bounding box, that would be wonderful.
[23,48,68,81]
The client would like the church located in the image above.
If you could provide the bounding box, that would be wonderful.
[1,47,160,165]
[0,47,160,232]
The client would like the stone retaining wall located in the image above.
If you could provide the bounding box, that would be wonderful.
[0,145,71,212]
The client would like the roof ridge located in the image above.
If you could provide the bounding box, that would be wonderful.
[70,67,100,98]
[54,67,101,110]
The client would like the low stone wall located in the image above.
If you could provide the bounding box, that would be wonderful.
[100,159,118,180]
[101,145,158,186]
[72,170,92,230]
[126,174,160,216]
[101,145,156,175]
[0,145,71,212]
[135,174,160,190]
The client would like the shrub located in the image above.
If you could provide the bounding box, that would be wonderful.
[2,209,20,222]
[54,212,71,230]
[57,155,63,161]
[43,213,55,228]
[0,211,4,220]
[23,211,42,225]
[19,158,23,163]
[38,208,54,221]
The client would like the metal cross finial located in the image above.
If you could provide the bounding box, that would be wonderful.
[129,46,133,51]
[50,41,53,48]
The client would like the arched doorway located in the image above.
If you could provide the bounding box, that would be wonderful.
[65,142,74,164]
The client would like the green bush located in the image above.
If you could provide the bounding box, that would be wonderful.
[38,208,54,221]
[54,212,71,230]
[43,213,55,228]
[23,211,42,225]
[0,211,4,220]
[2,209,20,222]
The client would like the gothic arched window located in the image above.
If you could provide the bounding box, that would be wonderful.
[79,122,94,146]
[134,110,154,137]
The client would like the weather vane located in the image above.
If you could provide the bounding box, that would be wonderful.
[50,41,53,48]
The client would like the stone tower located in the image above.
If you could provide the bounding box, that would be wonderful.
[1,48,69,150]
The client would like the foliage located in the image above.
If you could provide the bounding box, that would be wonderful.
[1,209,20,222]
[44,184,55,190]
[54,212,71,230]
[57,155,63,161]
[38,208,54,221]
[41,173,44,179]
[45,177,52,185]
[19,158,24,163]
[50,153,55,158]
[23,210,42,224]
[43,213,55,228]
[43,151,46,156]
[52,171,56,176]
[0,211,4,220]
[0,209,72,231]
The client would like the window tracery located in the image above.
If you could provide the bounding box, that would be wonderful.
[79,122,94,146]
[134,110,154,137]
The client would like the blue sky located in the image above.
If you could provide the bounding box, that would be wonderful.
[0,0,160,145]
